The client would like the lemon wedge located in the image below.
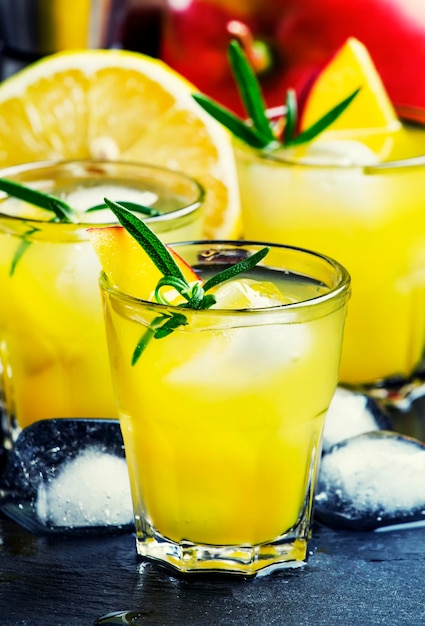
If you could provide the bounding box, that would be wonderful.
[300,37,401,135]
[0,50,240,238]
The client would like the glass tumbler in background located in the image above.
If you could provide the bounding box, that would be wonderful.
[235,121,425,402]
[0,159,204,445]
[100,240,350,575]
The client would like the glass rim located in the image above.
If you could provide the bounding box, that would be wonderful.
[99,239,351,317]
[237,106,425,173]
[256,147,425,173]
[0,158,205,227]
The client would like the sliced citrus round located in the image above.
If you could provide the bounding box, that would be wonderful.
[0,49,240,238]
[88,225,200,301]
[300,37,401,134]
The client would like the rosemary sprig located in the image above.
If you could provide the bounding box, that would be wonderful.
[192,39,361,150]
[9,229,38,276]
[283,89,298,146]
[191,94,269,149]
[86,200,161,217]
[103,198,187,282]
[103,198,269,363]
[131,313,188,366]
[0,176,163,274]
[0,178,77,223]
[227,39,275,144]
[285,88,360,147]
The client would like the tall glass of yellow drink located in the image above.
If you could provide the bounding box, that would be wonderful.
[235,124,425,391]
[0,160,204,444]
[99,240,350,575]
[192,36,425,402]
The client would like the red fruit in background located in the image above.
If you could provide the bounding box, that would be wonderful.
[160,0,425,117]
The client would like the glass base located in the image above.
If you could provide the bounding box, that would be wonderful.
[135,531,308,576]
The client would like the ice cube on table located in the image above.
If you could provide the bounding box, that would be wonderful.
[315,431,425,530]
[36,446,133,528]
[322,387,391,453]
[0,418,133,534]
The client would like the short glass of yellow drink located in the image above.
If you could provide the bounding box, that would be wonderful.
[235,123,425,399]
[99,240,350,575]
[0,160,204,445]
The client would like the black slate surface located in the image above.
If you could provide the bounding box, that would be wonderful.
[2,395,425,626]
[1,513,425,626]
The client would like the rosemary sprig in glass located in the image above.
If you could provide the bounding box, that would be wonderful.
[0,177,161,275]
[192,39,360,150]
[103,198,269,364]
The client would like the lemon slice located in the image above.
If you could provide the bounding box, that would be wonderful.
[0,49,240,238]
[300,37,401,134]
[88,225,199,300]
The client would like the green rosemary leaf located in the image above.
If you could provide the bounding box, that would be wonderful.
[193,41,361,150]
[9,234,34,276]
[185,281,206,308]
[9,219,55,275]
[155,275,196,305]
[283,89,297,145]
[132,309,188,364]
[192,93,271,148]
[47,198,77,223]
[196,294,217,309]
[203,246,269,293]
[286,88,361,147]
[228,40,275,142]
[103,198,187,283]
[132,325,157,365]
[86,200,161,217]
[0,177,75,221]
[154,312,188,339]
[132,312,182,364]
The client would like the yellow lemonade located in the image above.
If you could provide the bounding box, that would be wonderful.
[236,124,425,386]
[0,160,203,440]
[99,241,350,574]
[189,36,425,391]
